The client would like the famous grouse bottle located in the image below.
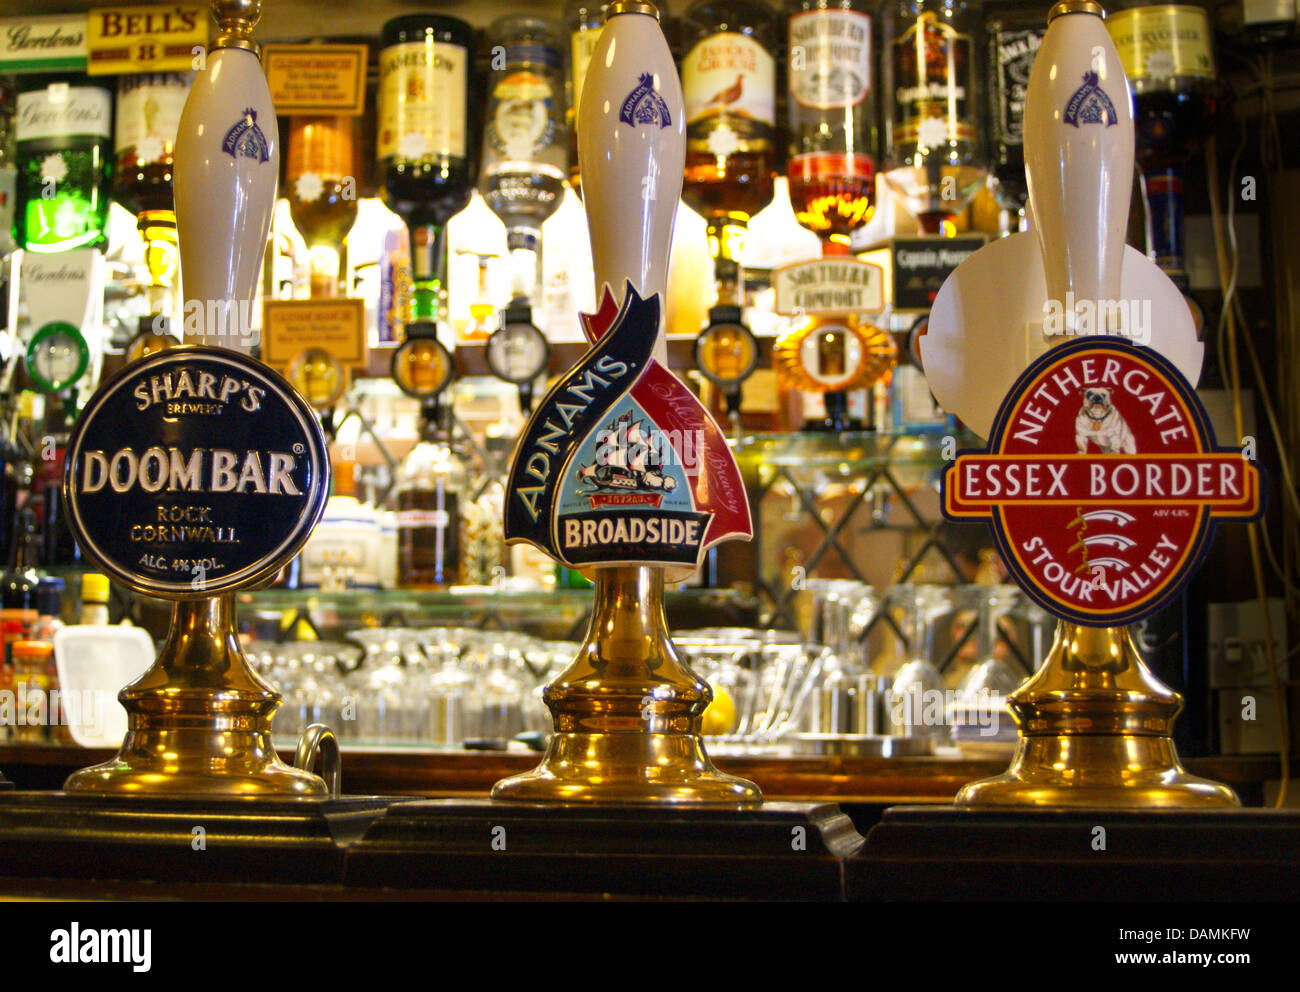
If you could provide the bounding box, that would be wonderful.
[680,0,777,308]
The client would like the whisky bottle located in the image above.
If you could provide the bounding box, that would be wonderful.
[480,16,568,308]
[882,0,986,235]
[114,72,192,319]
[1107,1,1218,291]
[564,0,608,195]
[378,14,476,329]
[786,0,878,247]
[393,415,469,590]
[986,4,1045,232]
[286,115,358,298]
[680,0,777,304]
[14,76,113,253]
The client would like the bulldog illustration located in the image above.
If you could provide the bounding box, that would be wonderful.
[1075,387,1136,454]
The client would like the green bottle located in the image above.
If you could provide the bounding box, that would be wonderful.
[14,76,112,254]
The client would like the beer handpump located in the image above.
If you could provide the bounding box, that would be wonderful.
[495,0,760,803]
[59,0,335,797]
[925,1,1252,807]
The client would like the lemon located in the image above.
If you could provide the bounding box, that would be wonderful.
[701,686,737,736]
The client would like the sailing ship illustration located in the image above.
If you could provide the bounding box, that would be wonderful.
[577,411,678,493]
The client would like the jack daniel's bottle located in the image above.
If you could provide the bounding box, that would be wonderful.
[986,4,1045,233]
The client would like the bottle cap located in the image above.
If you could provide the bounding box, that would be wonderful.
[1048,0,1104,23]
[36,576,64,617]
[81,573,111,604]
[12,640,53,660]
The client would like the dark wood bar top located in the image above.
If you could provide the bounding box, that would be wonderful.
[0,744,1281,805]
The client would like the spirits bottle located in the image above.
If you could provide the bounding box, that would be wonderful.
[286,115,359,299]
[13,76,113,253]
[882,0,986,235]
[1107,1,1218,291]
[786,0,878,247]
[985,4,1045,233]
[564,0,608,195]
[378,14,476,331]
[0,79,15,256]
[392,415,469,590]
[479,16,568,310]
[113,72,192,319]
[680,0,778,306]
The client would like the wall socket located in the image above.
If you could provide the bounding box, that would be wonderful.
[1207,598,1288,689]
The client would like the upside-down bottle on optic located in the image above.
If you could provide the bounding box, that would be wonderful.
[287,115,359,298]
[882,0,986,235]
[786,0,878,247]
[680,0,778,306]
[1107,0,1218,292]
[985,3,1045,233]
[114,71,192,318]
[378,14,476,332]
[480,15,569,311]
[564,0,609,196]
[14,75,113,253]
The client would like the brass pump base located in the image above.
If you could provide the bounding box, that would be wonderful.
[956,622,1238,809]
[492,566,761,805]
[64,596,327,797]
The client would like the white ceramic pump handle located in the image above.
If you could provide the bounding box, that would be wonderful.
[577,0,685,363]
[174,4,279,350]
[1023,0,1135,324]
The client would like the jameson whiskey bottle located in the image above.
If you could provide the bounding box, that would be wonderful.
[14,76,113,253]
[680,0,777,306]
[882,0,986,235]
[986,5,1044,233]
[786,0,878,246]
[1108,2,1218,291]
[114,72,192,317]
[393,414,468,589]
[287,115,358,298]
[565,0,608,195]
[378,14,475,329]
[480,16,569,308]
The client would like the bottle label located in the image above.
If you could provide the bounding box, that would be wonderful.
[891,13,974,145]
[1108,5,1215,83]
[993,27,1042,146]
[788,9,871,110]
[16,85,111,142]
[486,69,561,161]
[570,27,601,117]
[63,348,330,598]
[115,72,191,164]
[683,32,775,155]
[396,508,451,529]
[378,40,467,160]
